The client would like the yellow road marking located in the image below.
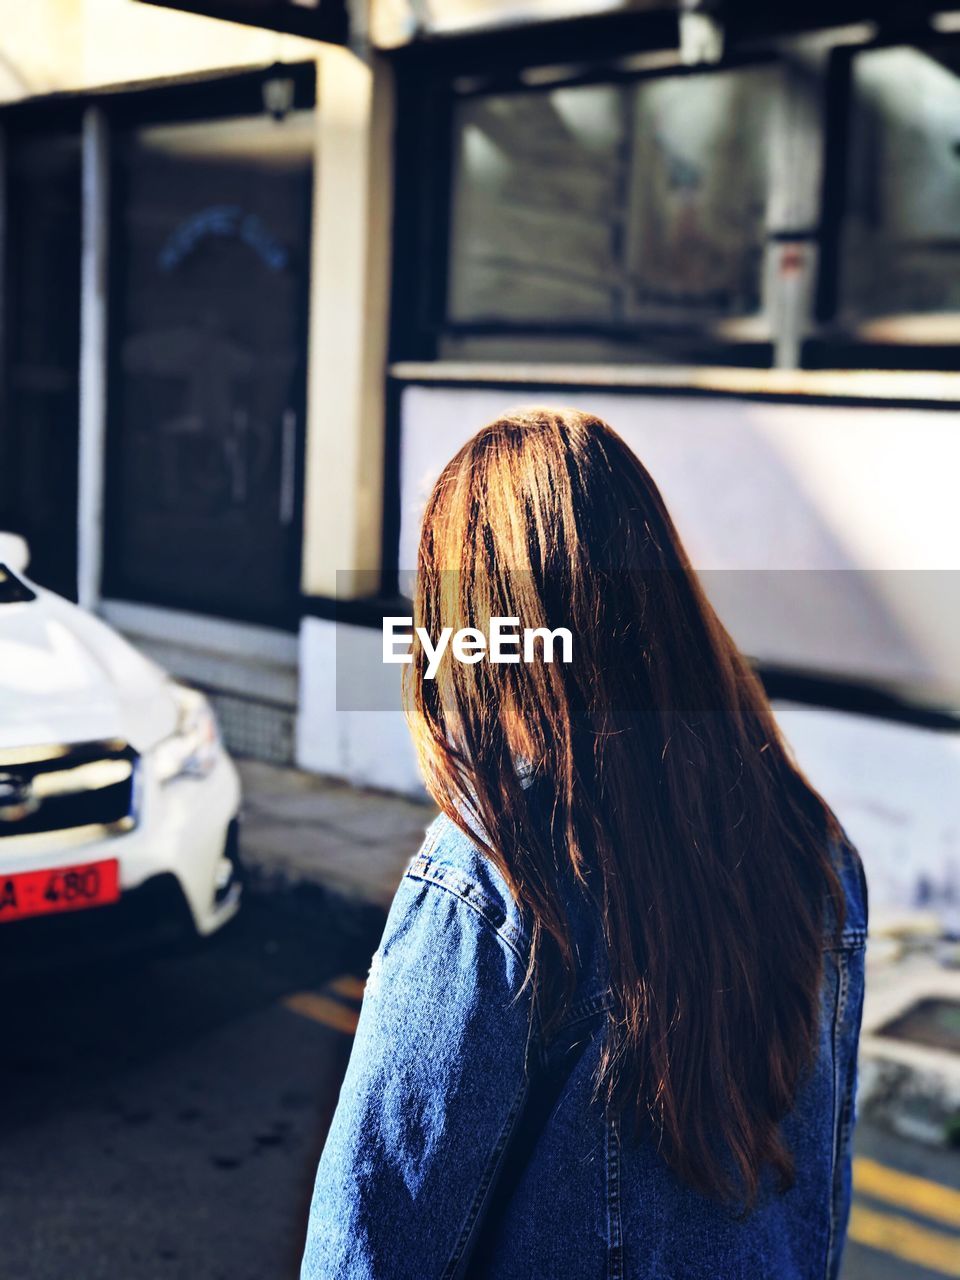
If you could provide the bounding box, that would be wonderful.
[284,992,360,1036]
[327,974,366,1002]
[854,1157,960,1231]
[849,1205,960,1277]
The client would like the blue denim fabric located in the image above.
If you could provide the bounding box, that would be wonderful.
[302,813,867,1280]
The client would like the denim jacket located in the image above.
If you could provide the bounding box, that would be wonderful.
[302,812,867,1280]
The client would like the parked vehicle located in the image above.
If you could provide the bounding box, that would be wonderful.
[0,532,242,961]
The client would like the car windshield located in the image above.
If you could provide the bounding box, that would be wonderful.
[0,564,36,604]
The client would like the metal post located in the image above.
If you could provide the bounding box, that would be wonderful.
[768,44,829,370]
[78,105,109,611]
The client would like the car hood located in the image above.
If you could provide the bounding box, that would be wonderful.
[0,583,178,753]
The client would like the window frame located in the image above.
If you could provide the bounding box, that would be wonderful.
[808,31,960,372]
[450,55,784,340]
[392,20,960,373]
[392,41,815,370]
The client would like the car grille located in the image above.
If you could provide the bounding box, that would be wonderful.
[0,740,138,840]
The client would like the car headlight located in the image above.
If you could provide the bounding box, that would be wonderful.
[154,684,222,785]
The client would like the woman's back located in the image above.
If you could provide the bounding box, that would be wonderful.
[303,811,866,1280]
[301,408,868,1278]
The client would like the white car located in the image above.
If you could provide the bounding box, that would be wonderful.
[0,532,241,957]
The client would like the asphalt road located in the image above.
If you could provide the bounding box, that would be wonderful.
[0,890,957,1280]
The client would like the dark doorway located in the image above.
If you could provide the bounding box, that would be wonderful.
[105,88,314,629]
[0,128,82,600]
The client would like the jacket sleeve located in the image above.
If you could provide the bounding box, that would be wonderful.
[300,867,534,1280]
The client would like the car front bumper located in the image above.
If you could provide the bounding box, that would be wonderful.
[0,749,243,948]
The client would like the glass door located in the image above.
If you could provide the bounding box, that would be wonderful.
[105,101,314,627]
[1,127,82,599]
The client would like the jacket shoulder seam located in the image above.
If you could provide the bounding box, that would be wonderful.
[405,854,529,967]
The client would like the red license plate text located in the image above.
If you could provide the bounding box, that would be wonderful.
[0,860,120,923]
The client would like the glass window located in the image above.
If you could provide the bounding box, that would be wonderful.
[624,70,776,326]
[448,84,630,324]
[446,65,780,342]
[842,43,960,342]
[106,110,314,625]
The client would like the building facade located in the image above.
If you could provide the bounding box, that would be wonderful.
[2,0,959,838]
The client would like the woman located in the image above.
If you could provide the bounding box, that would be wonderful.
[302,409,867,1280]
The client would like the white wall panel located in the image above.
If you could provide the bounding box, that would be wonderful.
[398,385,960,695]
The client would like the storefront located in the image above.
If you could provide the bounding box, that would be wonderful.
[1,0,959,802]
[299,0,960,787]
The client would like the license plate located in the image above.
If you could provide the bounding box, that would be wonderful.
[0,859,120,923]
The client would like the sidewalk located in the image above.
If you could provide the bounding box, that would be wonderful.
[237,759,435,911]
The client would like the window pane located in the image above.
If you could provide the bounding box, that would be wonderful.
[448,84,630,324]
[842,45,960,340]
[446,66,778,335]
[625,67,777,326]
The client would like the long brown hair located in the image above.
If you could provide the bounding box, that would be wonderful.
[404,407,844,1208]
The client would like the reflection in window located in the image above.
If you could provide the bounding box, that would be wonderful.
[447,66,779,336]
[843,45,960,342]
[109,112,314,623]
[626,71,776,325]
[449,85,630,324]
